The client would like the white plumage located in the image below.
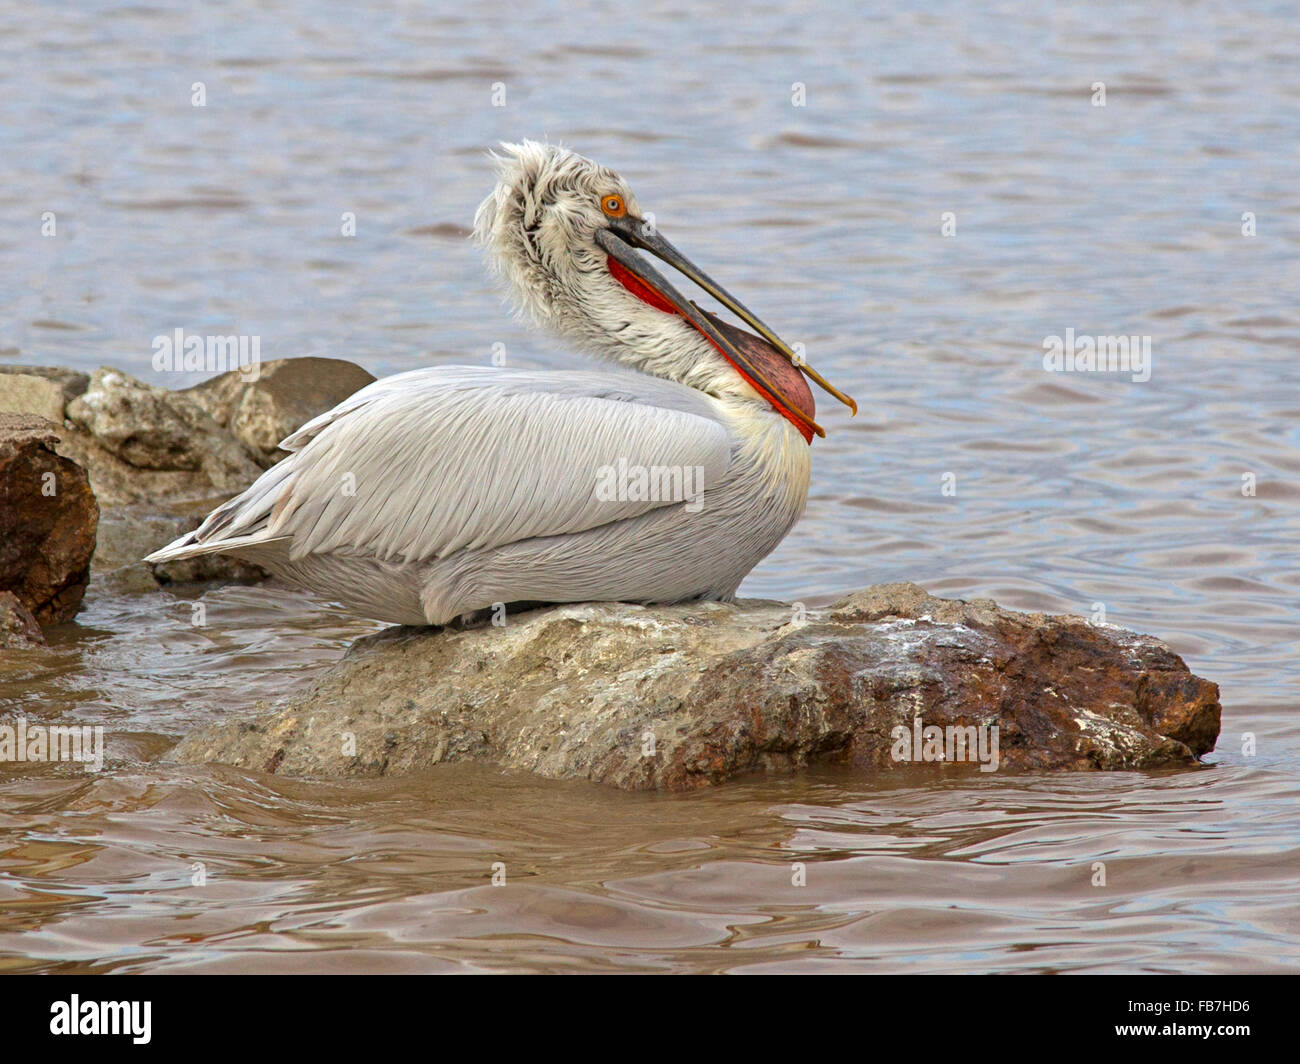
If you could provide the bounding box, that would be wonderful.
[146,142,851,625]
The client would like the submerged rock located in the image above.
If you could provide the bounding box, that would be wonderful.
[0,413,98,624]
[169,583,1221,790]
[94,505,267,587]
[183,357,376,465]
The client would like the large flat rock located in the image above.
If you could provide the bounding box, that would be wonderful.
[169,583,1221,790]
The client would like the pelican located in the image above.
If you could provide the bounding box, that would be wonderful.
[146,142,857,625]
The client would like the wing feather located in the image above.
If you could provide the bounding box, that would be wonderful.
[162,367,732,567]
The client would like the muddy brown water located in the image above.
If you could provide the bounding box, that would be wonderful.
[1,2,1298,972]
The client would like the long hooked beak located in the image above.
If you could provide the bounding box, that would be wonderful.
[595,215,858,438]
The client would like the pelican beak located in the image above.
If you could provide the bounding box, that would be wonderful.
[595,216,858,439]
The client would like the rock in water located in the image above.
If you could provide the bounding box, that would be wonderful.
[183,357,376,465]
[0,413,98,624]
[0,358,374,507]
[39,367,265,506]
[0,591,46,648]
[169,583,1221,789]
[94,506,268,588]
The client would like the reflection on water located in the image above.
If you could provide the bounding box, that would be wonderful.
[2,0,1298,972]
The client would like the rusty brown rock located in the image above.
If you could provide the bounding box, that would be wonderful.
[0,413,99,624]
[0,590,46,648]
[168,583,1221,789]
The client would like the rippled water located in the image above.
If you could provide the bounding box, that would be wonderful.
[2,1,1299,972]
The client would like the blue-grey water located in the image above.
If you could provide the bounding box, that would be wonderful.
[1,0,1298,972]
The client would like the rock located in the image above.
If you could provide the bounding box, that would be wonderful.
[93,505,267,586]
[53,427,214,507]
[0,591,46,648]
[56,367,265,506]
[67,368,200,470]
[0,413,99,624]
[0,365,89,423]
[66,367,263,489]
[91,507,196,573]
[184,357,375,464]
[95,564,165,595]
[147,548,267,586]
[0,358,371,508]
[168,583,1222,790]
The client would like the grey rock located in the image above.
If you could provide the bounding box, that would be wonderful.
[52,426,210,507]
[184,357,375,464]
[168,583,1222,790]
[92,507,196,573]
[63,367,263,502]
[0,366,89,423]
[148,548,267,586]
[95,563,165,595]
[93,505,267,585]
[5,358,373,508]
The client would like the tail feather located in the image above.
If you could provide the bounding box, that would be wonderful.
[143,458,297,565]
[144,532,289,564]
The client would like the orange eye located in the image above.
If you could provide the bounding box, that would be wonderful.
[601,195,626,217]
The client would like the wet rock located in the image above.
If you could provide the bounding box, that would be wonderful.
[91,507,195,573]
[184,357,375,464]
[147,549,267,586]
[0,591,46,648]
[93,505,267,586]
[0,413,99,624]
[169,583,1222,790]
[0,366,89,423]
[94,563,165,595]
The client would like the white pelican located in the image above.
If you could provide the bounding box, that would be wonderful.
[146,142,857,624]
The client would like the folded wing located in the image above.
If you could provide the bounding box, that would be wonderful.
[146,367,732,566]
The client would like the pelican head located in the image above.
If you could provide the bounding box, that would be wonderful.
[473,140,856,440]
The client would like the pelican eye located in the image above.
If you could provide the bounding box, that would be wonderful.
[601,195,626,217]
